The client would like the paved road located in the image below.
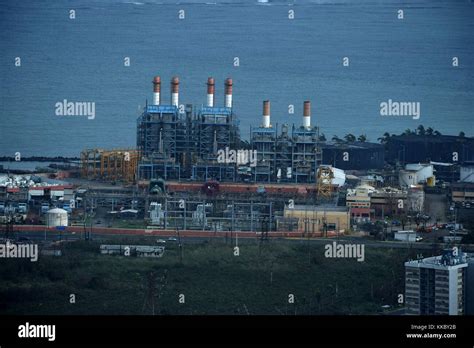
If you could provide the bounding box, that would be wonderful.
[7,227,473,251]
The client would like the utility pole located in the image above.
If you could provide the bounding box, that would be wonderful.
[176,228,183,263]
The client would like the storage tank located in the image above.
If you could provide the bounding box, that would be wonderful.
[46,208,68,227]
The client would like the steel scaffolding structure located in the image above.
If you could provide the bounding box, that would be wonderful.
[250,125,277,183]
[191,164,236,182]
[291,125,322,183]
[275,124,294,182]
[149,198,274,232]
[136,104,239,180]
[196,106,239,161]
[81,149,139,183]
[137,104,186,180]
[249,124,322,183]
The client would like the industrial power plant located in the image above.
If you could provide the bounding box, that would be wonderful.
[81,75,383,186]
[2,74,471,237]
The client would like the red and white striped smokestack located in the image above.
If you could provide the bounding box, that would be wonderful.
[171,76,179,107]
[303,101,311,128]
[152,76,161,105]
[207,77,215,107]
[262,100,271,128]
[224,78,233,108]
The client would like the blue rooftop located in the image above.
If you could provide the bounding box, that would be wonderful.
[146,105,178,114]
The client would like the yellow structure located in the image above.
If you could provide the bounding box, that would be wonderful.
[316,166,334,200]
[283,205,350,234]
[427,176,436,187]
[81,149,139,183]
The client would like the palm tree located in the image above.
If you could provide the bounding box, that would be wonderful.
[416,125,425,136]
[332,135,342,143]
[319,133,327,142]
[403,129,413,136]
[378,132,391,144]
[344,133,356,143]
[358,134,367,142]
[433,130,442,136]
[426,127,434,136]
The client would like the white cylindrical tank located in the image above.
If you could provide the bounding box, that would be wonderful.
[46,208,68,227]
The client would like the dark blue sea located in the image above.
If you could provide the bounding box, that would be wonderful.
[1,0,473,156]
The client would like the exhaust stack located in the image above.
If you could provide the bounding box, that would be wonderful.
[171,76,179,107]
[225,78,233,108]
[152,76,161,105]
[262,100,271,128]
[207,77,215,107]
[303,101,311,129]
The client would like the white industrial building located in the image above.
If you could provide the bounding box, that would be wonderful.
[460,162,474,183]
[399,163,434,188]
[330,167,346,187]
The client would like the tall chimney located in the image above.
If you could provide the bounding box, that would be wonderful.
[224,78,233,108]
[262,100,271,128]
[207,77,215,107]
[171,76,179,107]
[303,101,311,128]
[152,76,161,105]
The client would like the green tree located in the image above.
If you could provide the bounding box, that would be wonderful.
[377,132,391,144]
[426,127,434,136]
[344,134,356,143]
[358,134,367,142]
[416,125,425,136]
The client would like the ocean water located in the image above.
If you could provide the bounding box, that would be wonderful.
[1,0,473,157]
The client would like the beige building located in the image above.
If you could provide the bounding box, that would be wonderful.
[283,205,350,234]
[346,184,374,209]
[451,182,474,203]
